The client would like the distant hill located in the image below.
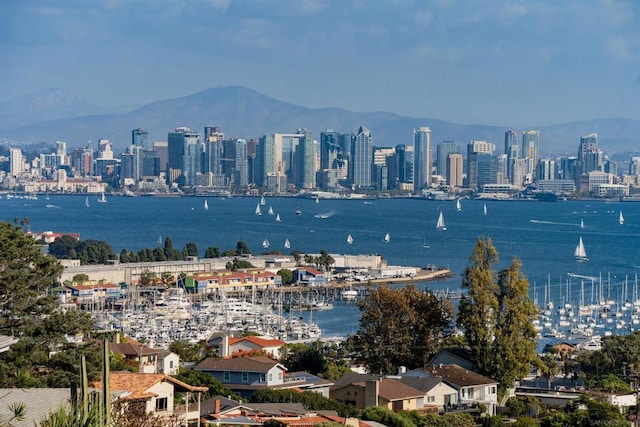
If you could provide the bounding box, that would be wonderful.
[0,85,639,155]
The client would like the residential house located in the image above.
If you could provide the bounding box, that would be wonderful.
[109,339,180,375]
[394,376,458,413]
[209,335,285,359]
[195,356,333,398]
[93,372,207,424]
[427,346,475,371]
[183,270,282,294]
[330,373,426,412]
[404,364,499,415]
[0,388,70,427]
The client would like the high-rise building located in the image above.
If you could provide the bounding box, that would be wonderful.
[132,128,149,150]
[436,141,459,179]
[466,141,495,189]
[350,125,373,189]
[56,141,67,165]
[204,128,224,176]
[167,127,200,185]
[578,133,602,177]
[233,139,249,188]
[522,130,539,165]
[537,158,556,181]
[295,129,316,190]
[413,127,432,193]
[476,153,498,191]
[9,148,23,176]
[504,130,518,184]
[447,153,464,187]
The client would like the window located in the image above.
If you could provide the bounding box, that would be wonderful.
[223,371,230,381]
[242,372,249,382]
[491,386,496,394]
[260,373,266,382]
[278,372,282,380]
[155,397,168,412]
[268,373,272,381]
[169,361,174,369]
[427,396,435,403]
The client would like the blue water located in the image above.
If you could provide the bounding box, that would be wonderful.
[2,195,639,336]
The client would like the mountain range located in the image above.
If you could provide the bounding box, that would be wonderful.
[1,85,639,157]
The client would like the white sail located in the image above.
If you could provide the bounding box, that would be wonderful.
[98,192,107,203]
[268,206,274,215]
[85,196,90,208]
[284,238,290,249]
[204,200,209,211]
[255,204,262,215]
[456,198,462,211]
[346,234,354,244]
[436,211,447,231]
[384,233,390,243]
[574,237,588,261]
[157,235,163,245]
[483,204,487,216]
[262,239,269,248]
[260,195,266,206]
[315,196,319,203]
[275,213,281,222]
[619,211,624,225]
[580,218,584,229]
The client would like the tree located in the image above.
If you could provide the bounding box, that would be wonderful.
[72,273,90,283]
[204,246,221,258]
[182,241,198,258]
[457,237,539,389]
[281,343,326,375]
[354,284,454,374]
[235,241,252,255]
[0,222,63,336]
[277,269,294,286]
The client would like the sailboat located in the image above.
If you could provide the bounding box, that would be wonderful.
[436,211,447,231]
[98,192,107,203]
[204,200,209,211]
[295,207,302,215]
[85,196,90,208]
[275,213,281,222]
[574,237,589,262]
[268,206,274,215]
[456,198,462,211]
[384,233,390,243]
[346,234,354,244]
[284,238,291,249]
[619,211,624,225]
[315,196,319,204]
[580,218,584,229]
[422,238,430,249]
[260,195,266,206]
[255,203,262,216]
[262,239,270,249]
[157,235,163,245]
[483,204,487,216]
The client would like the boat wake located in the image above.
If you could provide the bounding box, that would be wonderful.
[530,219,582,227]
[314,211,336,219]
[46,204,61,209]
[567,272,598,281]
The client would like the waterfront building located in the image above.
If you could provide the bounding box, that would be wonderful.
[72,145,93,177]
[522,130,539,175]
[476,153,498,191]
[350,125,373,189]
[413,127,432,193]
[447,153,464,188]
[167,127,200,186]
[319,130,348,190]
[373,147,395,190]
[436,141,460,179]
[466,141,495,190]
[537,158,556,181]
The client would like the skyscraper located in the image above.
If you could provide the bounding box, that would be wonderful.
[167,127,200,185]
[413,127,432,193]
[295,129,316,190]
[436,141,459,179]
[466,140,495,189]
[504,130,518,184]
[350,125,373,189]
[9,147,23,177]
[522,130,539,165]
[132,128,149,150]
[447,153,464,187]
[578,133,602,177]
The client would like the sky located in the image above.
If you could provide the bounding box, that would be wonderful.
[1,0,640,127]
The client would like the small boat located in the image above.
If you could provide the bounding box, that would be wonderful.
[275,214,281,222]
[483,204,487,216]
[268,206,274,215]
[85,196,90,208]
[315,196,319,204]
[619,211,624,225]
[284,238,290,249]
[341,288,358,301]
[262,239,270,249]
[204,200,209,211]
[436,211,447,231]
[97,192,107,203]
[580,218,584,229]
[295,208,302,215]
[255,204,262,216]
[260,195,266,206]
[423,238,430,249]
[456,198,462,211]
[346,234,354,244]
[384,233,390,243]
[157,235,163,245]
[574,236,588,262]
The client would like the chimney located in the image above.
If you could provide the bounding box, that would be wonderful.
[214,399,220,414]
[365,379,380,407]
[398,366,406,374]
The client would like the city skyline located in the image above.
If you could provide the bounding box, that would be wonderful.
[2,1,640,127]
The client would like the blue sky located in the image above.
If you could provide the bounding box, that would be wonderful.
[1,0,640,127]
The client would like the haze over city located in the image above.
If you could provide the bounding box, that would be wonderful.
[2,0,640,127]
